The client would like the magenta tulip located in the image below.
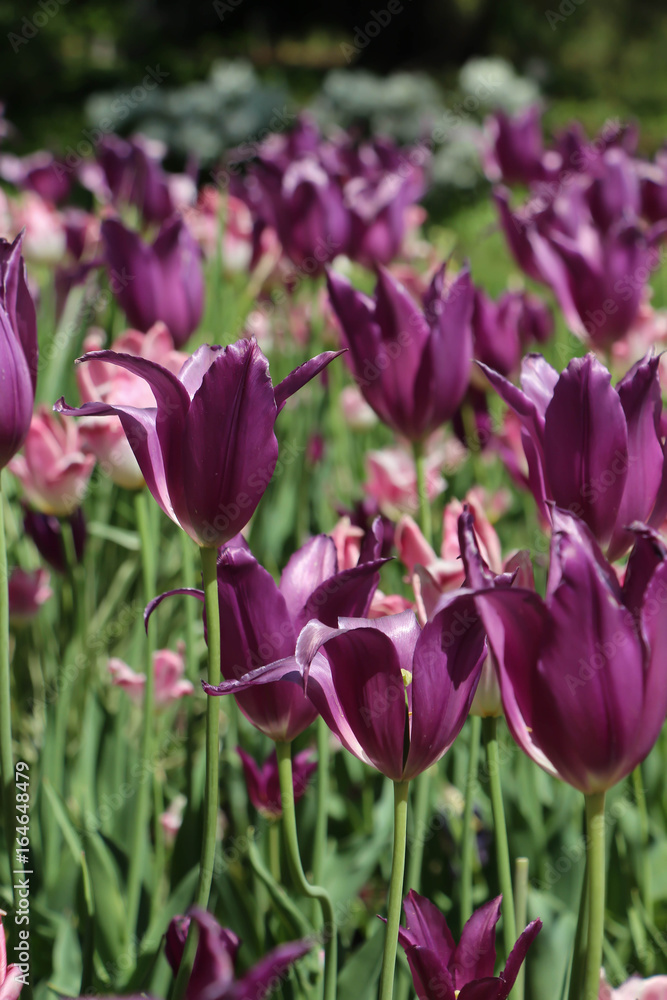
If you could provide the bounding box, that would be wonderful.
[0,233,37,470]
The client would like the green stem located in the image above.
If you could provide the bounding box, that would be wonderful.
[567,852,589,1000]
[269,820,281,883]
[413,441,432,545]
[0,476,21,910]
[632,765,652,921]
[461,714,482,924]
[276,740,337,1000]
[582,792,606,1000]
[483,716,516,957]
[379,780,410,1000]
[172,545,222,1000]
[512,858,529,1000]
[126,490,157,940]
[313,716,330,884]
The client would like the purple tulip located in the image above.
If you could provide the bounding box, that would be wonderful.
[638,150,667,224]
[396,890,541,1000]
[327,263,473,441]
[166,907,312,1000]
[237,746,316,819]
[482,104,554,186]
[22,505,86,575]
[479,352,667,559]
[472,288,553,376]
[193,526,386,741]
[93,134,175,225]
[473,508,667,795]
[0,233,38,470]
[101,216,204,348]
[55,338,342,548]
[0,151,71,204]
[216,597,486,781]
[272,158,350,272]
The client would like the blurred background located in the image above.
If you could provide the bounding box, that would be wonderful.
[3,0,667,174]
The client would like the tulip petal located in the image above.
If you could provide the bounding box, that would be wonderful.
[183,340,279,547]
[144,587,204,632]
[636,561,667,764]
[405,594,486,778]
[544,355,628,548]
[178,345,224,398]
[301,558,389,633]
[399,890,456,958]
[519,354,559,421]
[419,264,474,431]
[622,524,667,619]
[402,945,457,1000]
[279,535,337,623]
[498,919,542,999]
[473,588,558,779]
[609,354,664,559]
[228,938,313,1000]
[454,896,501,983]
[274,350,345,413]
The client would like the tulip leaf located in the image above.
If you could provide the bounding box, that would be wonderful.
[336,924,385,999]
[83,832,131,971]
[87,521,141,551]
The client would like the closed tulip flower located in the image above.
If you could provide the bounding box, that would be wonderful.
[327,262,473,441]
[101,216,204,348]
[177,527,386,741]
[473,508,667,795]
[9,407,95,516]
[480,352,667,558]
[237,747,316,820]
[0,233,37,470]
[55,338,342,548]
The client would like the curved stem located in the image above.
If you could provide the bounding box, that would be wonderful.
[269,820,281,883]
[313,716,330,884]
[126,490,157,939]
[461,714,482,924]
[512,857,529,1000]
[379,780,410,1000]
[172,545,221,1000]
[276,740,337,1000]
[483,716,516,957]
[583,792,606,1000]
[0,476,20,909]
[632,765,652,921]
[413,440,432,546]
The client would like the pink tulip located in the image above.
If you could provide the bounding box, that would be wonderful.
[76,323,188,489]
[160,794,187,845]
[330,516,365,572]
[109,643,194,706]
[364,443,446,518]
[0,911,24,1000]
[7,192,66,264]
[600,973,667,999]
[8,567,52,622]
[9,407,95,516]
[340,385,378,430]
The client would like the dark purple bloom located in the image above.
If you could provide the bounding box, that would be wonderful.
[473,508,667,794]
[327,263,473,441]
[472,288,553,376]
[638,149,667,224]
[237,746,316,819]
[101,216,204,348]
[197,526,387,741]
[55,339,342,548]
[221,599,486,781]
[479,352,667,558]
[0,233,37,470]
[166,907,312,1000]
[482,104,555,186]
[92,134,175,225]
[23,505,86,575]
[396,890,541,1000]
[0,151,71,204]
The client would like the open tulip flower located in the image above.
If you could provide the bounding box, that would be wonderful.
[189,526,387,741]
[223,599,487,782]
[396,890,541,1000]
[480,351,667,559]
[473,507,667,795]
[55,338,342,548]
[600,973,667,999]
[0,232,38,471]
[327,262,473,442]
[166,907,312,1000]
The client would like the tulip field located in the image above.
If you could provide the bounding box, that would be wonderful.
[1,84,667,1000]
